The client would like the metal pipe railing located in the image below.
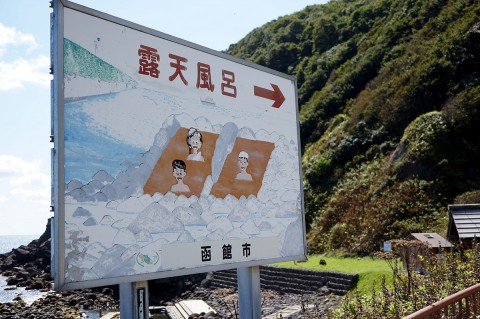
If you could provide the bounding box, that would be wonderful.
[404,283,480,319]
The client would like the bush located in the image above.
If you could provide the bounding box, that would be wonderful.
[331,242,480,318]
[455,190,480,204]
[308,156,445,255]
[400,111,449,162]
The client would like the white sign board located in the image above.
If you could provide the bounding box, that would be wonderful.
[52,0,305,290]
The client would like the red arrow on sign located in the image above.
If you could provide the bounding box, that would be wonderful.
[253,84,285,108]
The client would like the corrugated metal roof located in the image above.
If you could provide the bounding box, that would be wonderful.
[449,205,480,240]
[410,233,453,248]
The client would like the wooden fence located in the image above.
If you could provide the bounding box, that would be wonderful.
[404,283,480,319]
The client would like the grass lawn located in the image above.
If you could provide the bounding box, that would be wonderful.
[274,254,399,295]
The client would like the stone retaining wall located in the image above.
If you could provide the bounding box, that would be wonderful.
[210,266,358,295]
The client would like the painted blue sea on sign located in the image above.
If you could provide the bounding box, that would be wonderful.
[64,94,144,184]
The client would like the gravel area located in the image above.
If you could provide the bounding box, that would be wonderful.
[154,286,343,318]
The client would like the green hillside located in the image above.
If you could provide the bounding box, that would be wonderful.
[227,0,480,255]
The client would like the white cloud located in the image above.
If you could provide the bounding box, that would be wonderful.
[0,22,38,56]
[11,188,50,204]
[10,166,50,188]
[0,23,50,91]
[0,155,51,234]
[0,55,50,91]
[0,155,42,176]
[0,155,50,203]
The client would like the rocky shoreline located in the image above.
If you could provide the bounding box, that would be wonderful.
[0,219,343,318]
[0,219,119,318]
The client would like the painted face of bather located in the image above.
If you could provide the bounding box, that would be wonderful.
[186,128,205,162]
[236,151,252,181]
[171,159,190,193]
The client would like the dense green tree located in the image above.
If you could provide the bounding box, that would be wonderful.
[227,0,480,255]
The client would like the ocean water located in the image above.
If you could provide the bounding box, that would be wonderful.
[0,235,46,305]
[0,235,39,254]
[0,276,48,305]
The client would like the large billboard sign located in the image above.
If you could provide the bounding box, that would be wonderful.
[52,0,306,290]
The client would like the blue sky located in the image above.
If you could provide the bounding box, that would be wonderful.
[0,0,327,235]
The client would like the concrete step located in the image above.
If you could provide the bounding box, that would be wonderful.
[210,266,358,296]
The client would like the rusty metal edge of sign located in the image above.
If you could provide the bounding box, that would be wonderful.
[51,0,306,291]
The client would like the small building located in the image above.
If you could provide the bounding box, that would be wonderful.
[447,204,480,246]
[396,233,452,272]
[407,233,453,253]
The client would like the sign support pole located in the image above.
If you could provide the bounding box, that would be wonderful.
[120,281,149,319]
[237,266,262,319]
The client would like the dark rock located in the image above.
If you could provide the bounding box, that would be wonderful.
[37,219,52,246]
[15,271,29,280]
[13,248,32,263]
[27,280,45,290]
[6,277,21,286]
[200,272,213,288]
[86,292,97,300]
[0,257,15,271]
[22,279,33,288]
[101,287,113,296]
